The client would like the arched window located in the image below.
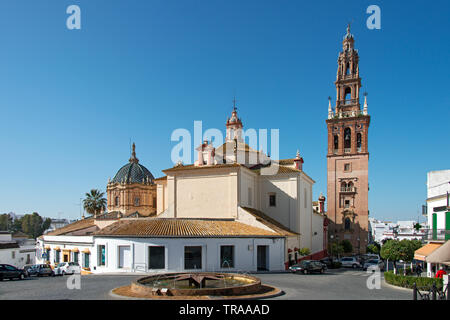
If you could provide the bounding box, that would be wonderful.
[114,196,119,206]
[347,182,354,192]
[344,128,351,150]
[134,197,140,206]
[357,133,362,152]
[341,182,347,190]
[345,218,351,230]
[334,135,339,150]
[345,63,350,75]
[344,87,351,102]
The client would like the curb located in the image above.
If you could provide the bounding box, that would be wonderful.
[382,279,414,292]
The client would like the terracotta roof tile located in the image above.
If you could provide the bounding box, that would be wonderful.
[241,207,298,237]
[93,218,283,237]
[163,163,241,173]
[46,218,97,236]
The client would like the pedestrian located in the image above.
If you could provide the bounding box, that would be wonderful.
[416,263,422,277]
[435,267,447,279]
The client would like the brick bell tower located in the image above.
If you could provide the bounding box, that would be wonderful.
[326,25,370,254]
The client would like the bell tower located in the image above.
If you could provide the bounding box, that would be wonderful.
[326,25,370,254]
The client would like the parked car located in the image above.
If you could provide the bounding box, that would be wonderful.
[363,259,385,271]
[320,257,332,268]
[289,260,326,274]
[0,264,27,281]
[340,257,361,268]
[54,262,81,275]
[27,264,55,277]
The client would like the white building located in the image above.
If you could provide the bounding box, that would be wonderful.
[36,108,327,273]
[0,231,36,268]
[426,170,450,241]
[368,218,426,243]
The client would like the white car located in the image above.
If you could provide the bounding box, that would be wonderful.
[340,257,361,268]
[363,259,385,271]
[54,262,81,275]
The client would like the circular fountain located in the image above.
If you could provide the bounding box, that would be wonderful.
[112,272,281,299]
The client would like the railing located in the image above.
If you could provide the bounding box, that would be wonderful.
[344,148,351,153]
[341,187,356,193]
[423,229,450,241]
[338,98,359,106]
[413,283,449,300]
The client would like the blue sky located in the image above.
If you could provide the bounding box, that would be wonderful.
[0,1,448,222]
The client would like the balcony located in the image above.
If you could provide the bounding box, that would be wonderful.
[424,229,450,241]
[344,148,351,153]
[340,187,356,193]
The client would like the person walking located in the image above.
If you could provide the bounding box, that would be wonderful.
[416,263,422,277]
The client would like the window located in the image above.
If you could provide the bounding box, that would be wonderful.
[344,87,351,101]
[148,246,165,269]
[357,133,362,151]
[303,188,308,208]
[115,196,119,206]
[84,253,90,268]
[220,246,234,268]
[184,246,202,269]
[46,249,51,261]
[344,163,351,172]
[98,245,106,266]
[269,194,276,207]
[345,218,351,230]
[152,197,156,208]
[344,128,351,149]
[248,188,252,206]
[11,251,15,259]
[334,135,339,150]
[55,250,60,263]
[73,252,79,263]
[134,197,140,206]
[344,200,350,208]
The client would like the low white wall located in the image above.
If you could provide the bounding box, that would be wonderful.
[91,236,285,273]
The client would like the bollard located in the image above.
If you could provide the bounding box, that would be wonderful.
[413,283,417,300]
[432,283,437,300]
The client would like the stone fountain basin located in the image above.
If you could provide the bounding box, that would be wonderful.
[132,272,262,296]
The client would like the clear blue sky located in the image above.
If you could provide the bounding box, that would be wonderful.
[0,1,449,222]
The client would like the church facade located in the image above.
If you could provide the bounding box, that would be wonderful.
[326,26,370,254]
[36,107,327,274]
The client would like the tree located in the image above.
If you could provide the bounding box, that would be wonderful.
[330,242,344,259]
[297,247,311,257]
[367,243,380,254]
[83,189,107,217]
[380,239,422,274]
[340,240,353,254]
[0,214,13,231]
[21,212,51,239]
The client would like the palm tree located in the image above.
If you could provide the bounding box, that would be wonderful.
[83,189,107,218]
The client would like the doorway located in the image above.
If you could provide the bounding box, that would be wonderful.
[257,245,269,271]
[118,246,131,269]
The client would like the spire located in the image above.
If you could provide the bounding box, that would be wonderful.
[232,96,237,112]
[129,142,139,163]
[328,96,333,119]
[363,92,368,115]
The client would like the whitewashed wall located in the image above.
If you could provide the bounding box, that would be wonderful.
[91,236,285,273]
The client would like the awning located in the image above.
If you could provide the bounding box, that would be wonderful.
[426,240,450,265]
[62,248,71,252]
[82,248,91,254]
[54,246,61,251]
[72,248,79,253]
[414,242,442,261]
[44,245,50,250]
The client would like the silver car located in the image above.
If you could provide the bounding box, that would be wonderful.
[363,259,385,271]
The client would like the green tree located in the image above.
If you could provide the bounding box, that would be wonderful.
[330,242,344,259]
[340,240,353,254]
[0,214,13,231]
[21,212,51,239]
[367,243,380,254]
[83,189,107,217]
[297,247,311,257]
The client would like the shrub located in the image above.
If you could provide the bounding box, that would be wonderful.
[384,271,443,289]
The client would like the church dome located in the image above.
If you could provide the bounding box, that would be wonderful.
[111,143,154,184]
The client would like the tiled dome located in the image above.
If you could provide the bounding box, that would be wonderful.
[111,143,154,184]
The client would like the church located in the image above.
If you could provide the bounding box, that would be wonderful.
[36,106,327,273]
